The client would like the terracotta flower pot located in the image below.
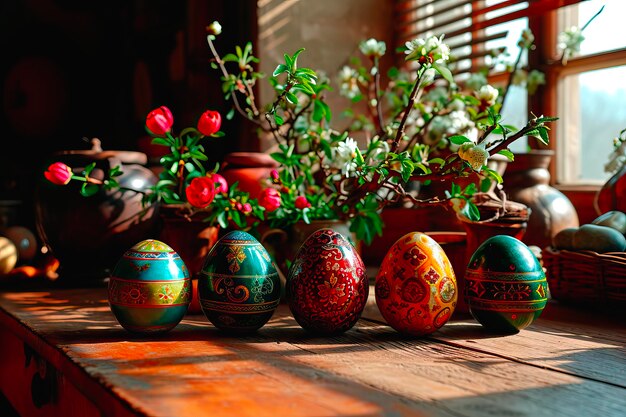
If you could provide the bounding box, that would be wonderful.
[157,204,220,314]
[220,152,279,199]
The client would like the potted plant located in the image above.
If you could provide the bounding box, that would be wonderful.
[43,106,263,279]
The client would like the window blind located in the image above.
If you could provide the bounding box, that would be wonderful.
[395,0,586,75]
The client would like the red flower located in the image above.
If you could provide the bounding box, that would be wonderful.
[295,195,311,209]
[44,162,73,185]
[259,188,281,212]
[185,177,216,208]
[146,106,174,136]
[208,173,228,194]
[197,110,222,136]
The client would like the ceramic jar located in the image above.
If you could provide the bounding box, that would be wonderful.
[504,150,579,248]
[36,142,158,281]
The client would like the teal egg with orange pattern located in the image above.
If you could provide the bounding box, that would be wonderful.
[465,235,548,333]
[108,239,190,334]
[199,231,280,333]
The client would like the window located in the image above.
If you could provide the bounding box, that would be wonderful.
[553,0,626,184]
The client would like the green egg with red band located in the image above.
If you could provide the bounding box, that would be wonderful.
[465,235,548,333]
[108,239,191,334]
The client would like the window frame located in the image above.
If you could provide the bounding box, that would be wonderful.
[528,7,626,221]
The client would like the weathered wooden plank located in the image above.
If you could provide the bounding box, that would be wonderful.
[0,289,624,417]
[362,294,626,388]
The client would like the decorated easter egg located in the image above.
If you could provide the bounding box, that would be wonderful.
[0,237,18,274]
[199,231,280,333]
[108,239,190,334]
[375,232,457,336]
[465,235,548,333]
[287,228,368,335]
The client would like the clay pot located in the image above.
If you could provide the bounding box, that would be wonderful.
[504,150,579,248]
[596,163,626,214]
[35,143,158,282]
[221,152,279,199]
[157,204,220,314]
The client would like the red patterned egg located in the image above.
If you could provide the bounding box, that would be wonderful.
[287,228,368,335]
[375,232,457,336]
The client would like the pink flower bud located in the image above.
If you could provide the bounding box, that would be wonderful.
[146,106,174,136]
[259,188,282,212]
[208,173,228,194]
[295,195,311,210]
[270,169,280,182]
[44,162,73,185]
[197,110,222,136]
[235,202,243,211]
[242,203,252,214]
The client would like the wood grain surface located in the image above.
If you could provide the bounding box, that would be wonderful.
[0,288,624,417]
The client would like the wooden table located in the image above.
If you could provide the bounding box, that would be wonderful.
[0,287,624,417]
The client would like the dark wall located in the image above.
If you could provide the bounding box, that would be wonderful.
[0,0,257,223]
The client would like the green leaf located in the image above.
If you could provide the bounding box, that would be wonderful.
[483,167,503,184]
[285,92,299,105]
[449,135,471,145]
[83,162,96,176]
[428,158,445,166]
[226,107,235,120]
[80,183,99,197]
[273,64,288,77]
[480,178,492,193]
[151,137,169,147]
[538,126,550,145]
[498,149,515,161]
[270,152,289,165]
[217,212,228,229]
[290,48,305,71]
[293,82,316,95]
[461,201,481,221]
[211,131,225,137]
[283,53,293,70]
[432,63,454,84]
[274,113,284,126]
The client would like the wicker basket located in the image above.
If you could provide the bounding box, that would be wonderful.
[543,247,626,308]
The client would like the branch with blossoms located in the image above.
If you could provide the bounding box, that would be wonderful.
[331,34,557,225]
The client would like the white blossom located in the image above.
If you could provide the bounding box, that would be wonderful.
[338,66,360,99]
[405,35,450,63]
[360,38,386,58]
[477,84,499,106]
[207,21,222,36]
[558,26,585,64]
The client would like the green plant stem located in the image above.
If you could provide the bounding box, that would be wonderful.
[206,35,261,126]
[487,119,544,155]
[367,57,385,135]
[71,175,147,195]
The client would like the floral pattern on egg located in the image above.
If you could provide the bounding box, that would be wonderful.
[287,228,368,335]
[375,232,457,336]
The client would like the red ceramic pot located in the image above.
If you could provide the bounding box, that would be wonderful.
[220,152,279,199]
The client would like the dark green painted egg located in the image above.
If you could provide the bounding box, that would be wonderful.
[109,239,191,334]
[199,231,280,333]
[465,235,548,333]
